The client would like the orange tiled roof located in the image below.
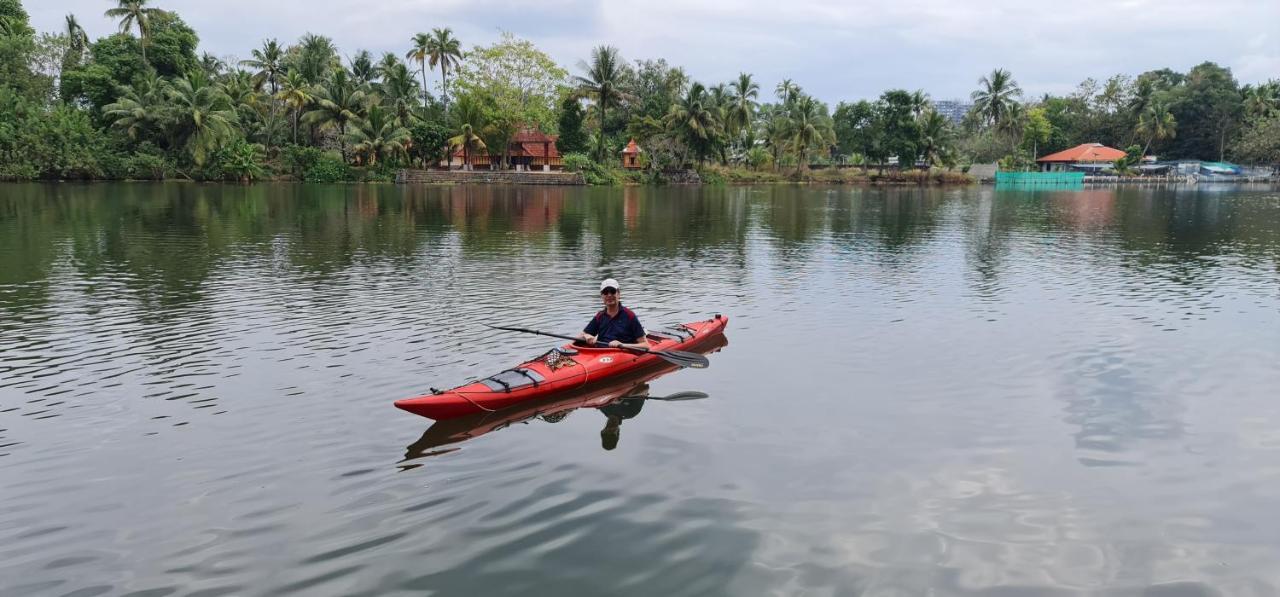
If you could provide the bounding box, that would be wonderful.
[1037,143,1126,163]
[622,139,641,155]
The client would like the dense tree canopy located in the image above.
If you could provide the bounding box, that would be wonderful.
[0,0,1274,185]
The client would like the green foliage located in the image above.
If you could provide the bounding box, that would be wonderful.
[997,152,1034,172]
[408,120,451,167]
[1229,114,1280,166]
[303,153,349,182]
[145,11,199,78]
[1164,62,1241,161]
[61,33,148,111]
[563,151,622,185]
[454,32,566,135]
[0,0,42,100]
[0,85,109,179]
[210,139,267,181]
[556,95,589,154]
[283,145,348,181]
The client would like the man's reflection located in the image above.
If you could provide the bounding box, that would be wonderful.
[599,383,649,450]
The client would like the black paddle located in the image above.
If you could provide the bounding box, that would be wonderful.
[486,325,711,369]
[645,391,709,401]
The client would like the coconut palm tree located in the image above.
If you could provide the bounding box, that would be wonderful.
[275,70,312,144]
[788,95,831,175]
[303,69,366,161]
[166,72,239,168]
[761,105,791,170]
[296,33,338,85]
[727,72,759,144]
[349,50,375,88]
[1242,82,1279,120]
[426,28,463,114]
[448,95,488,170]
[102,73,166,141]
[375,52,401,80]
[64,14,89,64]
[971,68,1022,128]
[1135,100,1176,158]
[666,82,721,166]
[406,33,432,115]
[574,45,627,163]
[775,79,800,105]
[917,109,952,167]
[104,0,164,66]
[909,90,931,120]
[240,39,284,94]
[349,105,411,166]
[378,63,420,123]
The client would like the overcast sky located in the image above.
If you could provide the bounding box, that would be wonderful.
[28,0,1280,104]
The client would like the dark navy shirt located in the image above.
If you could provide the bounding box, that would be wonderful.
[584,306,645,344]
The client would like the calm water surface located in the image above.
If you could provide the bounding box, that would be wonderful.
[2,183,1280,596]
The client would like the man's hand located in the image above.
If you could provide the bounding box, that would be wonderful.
[608,340,622,348]
[580,333,597,345]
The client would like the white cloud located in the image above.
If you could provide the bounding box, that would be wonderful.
[27,0,1279,103]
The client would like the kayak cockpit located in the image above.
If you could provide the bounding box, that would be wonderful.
[478,367,545,392]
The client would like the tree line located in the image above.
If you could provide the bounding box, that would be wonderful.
[1,0,1276,183]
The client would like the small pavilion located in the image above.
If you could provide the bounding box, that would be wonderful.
[621,139,642,170]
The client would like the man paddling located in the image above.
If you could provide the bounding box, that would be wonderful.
[577,279,650,350]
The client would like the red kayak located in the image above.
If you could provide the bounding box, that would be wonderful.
[395,314,728,420]
[403,332,728,460]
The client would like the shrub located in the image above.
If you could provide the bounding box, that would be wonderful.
[283,145,350,182]
[562,152,623,185]
[211,140,267,182]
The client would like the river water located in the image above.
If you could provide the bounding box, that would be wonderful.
[2,183,1279,596]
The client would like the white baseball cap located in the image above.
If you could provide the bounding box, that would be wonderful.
[600,278,620,291]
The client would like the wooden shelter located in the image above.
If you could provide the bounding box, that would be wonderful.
[621,139,642,169]
[450,127,564,171]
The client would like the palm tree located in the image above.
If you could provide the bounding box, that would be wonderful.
[788,95,831,175]
[917,109,952,167]
[378,63,420,123]
[574,45,627,163]
[909,90,931,120]
[296,34,338,85]
[1135,101,1176,158]
[200,52,225,78]
[375,52,401,80]
[240,39,284,94]
[448,95,488,170]
[64,14,89,64]
[349,105,411,166]
[349,50,375,88]
[727,72,759,144]
[775,79,800,105]
[1242,82,1279,120]
[406,33,432,115]
[167,72,239,167]
[425,28,463,114]
[104,0,163,66]
[970,68,1022,128]
[276,70,312,144]
[761,105,790,170]
[303,70,366,161]
[102,73,166,141]
[666,82,720,166]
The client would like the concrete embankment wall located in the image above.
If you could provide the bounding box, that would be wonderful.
[396,169,585,185]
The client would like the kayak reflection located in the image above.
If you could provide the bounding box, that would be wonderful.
[403,333,726,462]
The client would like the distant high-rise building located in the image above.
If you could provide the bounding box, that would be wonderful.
[933,99,972,125]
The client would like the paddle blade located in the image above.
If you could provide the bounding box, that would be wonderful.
[648,391,710,401]
[653,349,711,369]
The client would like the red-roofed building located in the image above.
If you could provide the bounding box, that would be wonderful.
[1036,143,1127,171]
[621,139,642,169]
[450,126,564,171]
